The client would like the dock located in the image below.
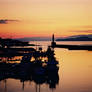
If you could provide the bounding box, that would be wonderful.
[51,34,92,50]
[0,47,36,56]
[52,44,92,50]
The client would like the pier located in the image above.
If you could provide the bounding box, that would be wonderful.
[0,47,36,56]
[51,34,92,50]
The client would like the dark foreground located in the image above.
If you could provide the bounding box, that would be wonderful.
[0,46,59,90]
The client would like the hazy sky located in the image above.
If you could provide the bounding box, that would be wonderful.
[0,0,92,38]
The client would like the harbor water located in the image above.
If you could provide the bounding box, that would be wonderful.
[0,41,92,92]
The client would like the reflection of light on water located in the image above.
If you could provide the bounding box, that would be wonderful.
[0,56,22,63]
[31,57,35,62]
[29,41,51,50]
[56,41,92,45]
[55,48,92,92]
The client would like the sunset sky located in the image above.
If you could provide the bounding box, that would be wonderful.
[0,0,92,38]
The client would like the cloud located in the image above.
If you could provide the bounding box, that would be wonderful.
[0,19,19,24]
[82,25,92,29]
[70,30,92,33]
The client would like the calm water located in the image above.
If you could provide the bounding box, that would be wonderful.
[0,41,92,92]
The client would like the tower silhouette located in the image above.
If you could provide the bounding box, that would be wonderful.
[51,34,56,47]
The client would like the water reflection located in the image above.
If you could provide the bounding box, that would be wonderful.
[0,62,59,92]
[1,41,92,92]
[0,47,59,92]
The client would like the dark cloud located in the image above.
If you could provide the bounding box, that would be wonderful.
[0,19,19,24]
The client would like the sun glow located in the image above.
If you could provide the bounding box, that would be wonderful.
[0,0,92,38]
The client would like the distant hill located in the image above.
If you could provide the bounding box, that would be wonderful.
[15,37,51,41]
[56,35,92,41]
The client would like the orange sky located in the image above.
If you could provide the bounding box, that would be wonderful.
[0,0,92,38]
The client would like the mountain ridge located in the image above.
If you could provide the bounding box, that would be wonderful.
[15,37,51,41]
[56,35,92,41]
